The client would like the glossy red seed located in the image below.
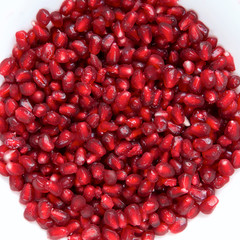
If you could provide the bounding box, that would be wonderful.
[19,82,36,96]
[178,173,192,190]
[33,23,50,42]
[50,208,70,226]
[199,41,212,61]
[138,25,152,44]
[156,163,175,178]
[122,11,137,31]
[49,60,65,80]
[224,120,240,141]
[169,217,188,234]
[218,159,234,177]
[186,204,199,219]
[176,195,195,216]
[137,152,153,170]
[104,209,119,229]
[76,167,91,185]
[6,162,25,176]
[45,181,63,197]
[199,195,219,214]
[163,67,180,88]
[124,204,142,226]
[15,107,35,124]
[159,23,173,42]
[102,228,120,240]
[38,199,53,219]
[106,43,120,65]
[54,48,69,63]
[20,183,34,204]
[126,174,142,187]
[60,0,75,16]
[85,138,106,157]
[101,194,114,209]
[15,31,29,51]
[0,57,15,76]
[48,227,69,239]
[36,9,50,27]
[32,69,48,88]
[212,174,229,190]
[200,166,216,184]
[0,162,9,177]
[24,201,38,221]
[9,175,24,191]
[38,134,54,152]
[159,208,176,225]
[232,150,240,168]
[75,15,91,32]
[154,222,169,236]
[81,224,101,240]
[71,195,86,211]
[143,198,159,214]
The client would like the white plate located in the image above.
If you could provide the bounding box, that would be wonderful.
[0,0,240,239]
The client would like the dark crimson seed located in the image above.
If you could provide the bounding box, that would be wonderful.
[199,195,219,214]
[36,9,50,27]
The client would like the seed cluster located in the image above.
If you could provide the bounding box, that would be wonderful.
[0,0,240,239]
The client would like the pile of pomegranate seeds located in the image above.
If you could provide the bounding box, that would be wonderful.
[0,0,239,239]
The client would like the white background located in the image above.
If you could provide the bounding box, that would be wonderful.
[0,0,240,239]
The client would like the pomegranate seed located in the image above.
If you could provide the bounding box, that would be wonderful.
[102,228,120,240]
[154,222,169,236]
[76,167,92,185]
[199,41,212,61]
[33,23,50,42]
[36,9,50,27]
[0,57,15,76]
[48,227,69,239]
[45,180,63,197]
[60,0,75,16]
[178,173,192,190]
[71,195,86,211]
[24,201,38,221]
[143,198,159,214]
[106,43,120,65]
[200,166,216,184]
[6,162,25,176]
[50,208,70,226]
[186,204,200,219]
[81,224,101,240]
[124,204,142,226]
[199,195,219,214]
[15,107,35,124]
[156,163,175,178]
[38,134,54,152]
[37,217,54,230]
[232,150,240,169]
[9,175,24,191]
[38,199,53,219]
[20,183,34,204]
[218,159,234,177]
[142,231,155,240]
[213,174,229,189]
[104,209,119,229]
[169,217,188,233]
[159,208,176,225]
[75,15,91,32]
[101,194,114,209]
[138,25,152,44]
